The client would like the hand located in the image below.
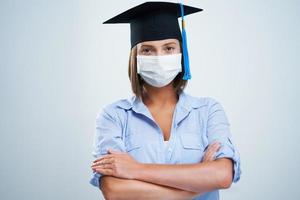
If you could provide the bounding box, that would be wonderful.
[91,149,141,179]
[202,142,221,162]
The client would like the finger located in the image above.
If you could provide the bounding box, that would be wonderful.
[205,141,219,150]
[205,143,217,152]
[203,142,218,155]
[92,155,109,163]
[93,167,114,176]
[91,157,114,167]
[92,163,114,170]
[102,163,114,169]
[210,142,221,153]
[93,154,114,163]
[208,146,221,161]
[203,143,220,161]
[203,142,219,158]
[108,149,124,154]
[204,144,221,161]
[206,143,220,158]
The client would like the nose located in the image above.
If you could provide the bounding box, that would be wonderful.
[156,49,166,56]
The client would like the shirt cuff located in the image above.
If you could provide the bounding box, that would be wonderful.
[214,137,241,183]
[89,171,103,188]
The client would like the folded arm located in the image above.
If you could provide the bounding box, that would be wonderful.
[134,158,233,193]
[100,176,198,200]
[93,144,229,195]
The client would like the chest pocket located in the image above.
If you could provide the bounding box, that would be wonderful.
[179,132,205,163]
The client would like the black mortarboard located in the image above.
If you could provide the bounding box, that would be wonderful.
[103,1,203,80]
[103,1,202,48]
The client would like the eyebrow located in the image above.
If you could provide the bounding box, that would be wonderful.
[162,42,177,46]
[140,44,154,48]
[140,42,177,48]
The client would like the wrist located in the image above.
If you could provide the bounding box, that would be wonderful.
[133,163,146,180]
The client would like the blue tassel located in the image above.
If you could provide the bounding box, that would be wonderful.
[180,3,191,80]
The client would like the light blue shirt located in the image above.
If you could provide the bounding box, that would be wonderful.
[89,91,241,200]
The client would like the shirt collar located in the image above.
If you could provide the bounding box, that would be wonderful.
[115,94,153,120]
[116,91,207,125]
[174,91,206,126]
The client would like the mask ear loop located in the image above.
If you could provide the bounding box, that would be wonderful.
[180,2,191,80]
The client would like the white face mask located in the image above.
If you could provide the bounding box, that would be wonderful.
[136,53,182,88]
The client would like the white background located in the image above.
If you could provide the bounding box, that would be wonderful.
[0,0,299,199]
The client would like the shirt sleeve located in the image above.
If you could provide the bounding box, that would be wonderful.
[89,106,126,189]
[206,98,241,183]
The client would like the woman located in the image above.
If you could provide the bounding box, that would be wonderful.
[90,2,241,200]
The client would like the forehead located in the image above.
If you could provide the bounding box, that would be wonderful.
[138,38,179,47]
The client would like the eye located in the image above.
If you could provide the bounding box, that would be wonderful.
[165,46,175,53]
[141,48,152,55]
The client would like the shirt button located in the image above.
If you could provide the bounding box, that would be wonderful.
[168,147,172,152]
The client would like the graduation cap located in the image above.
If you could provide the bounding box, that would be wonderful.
[103,1,203,80]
